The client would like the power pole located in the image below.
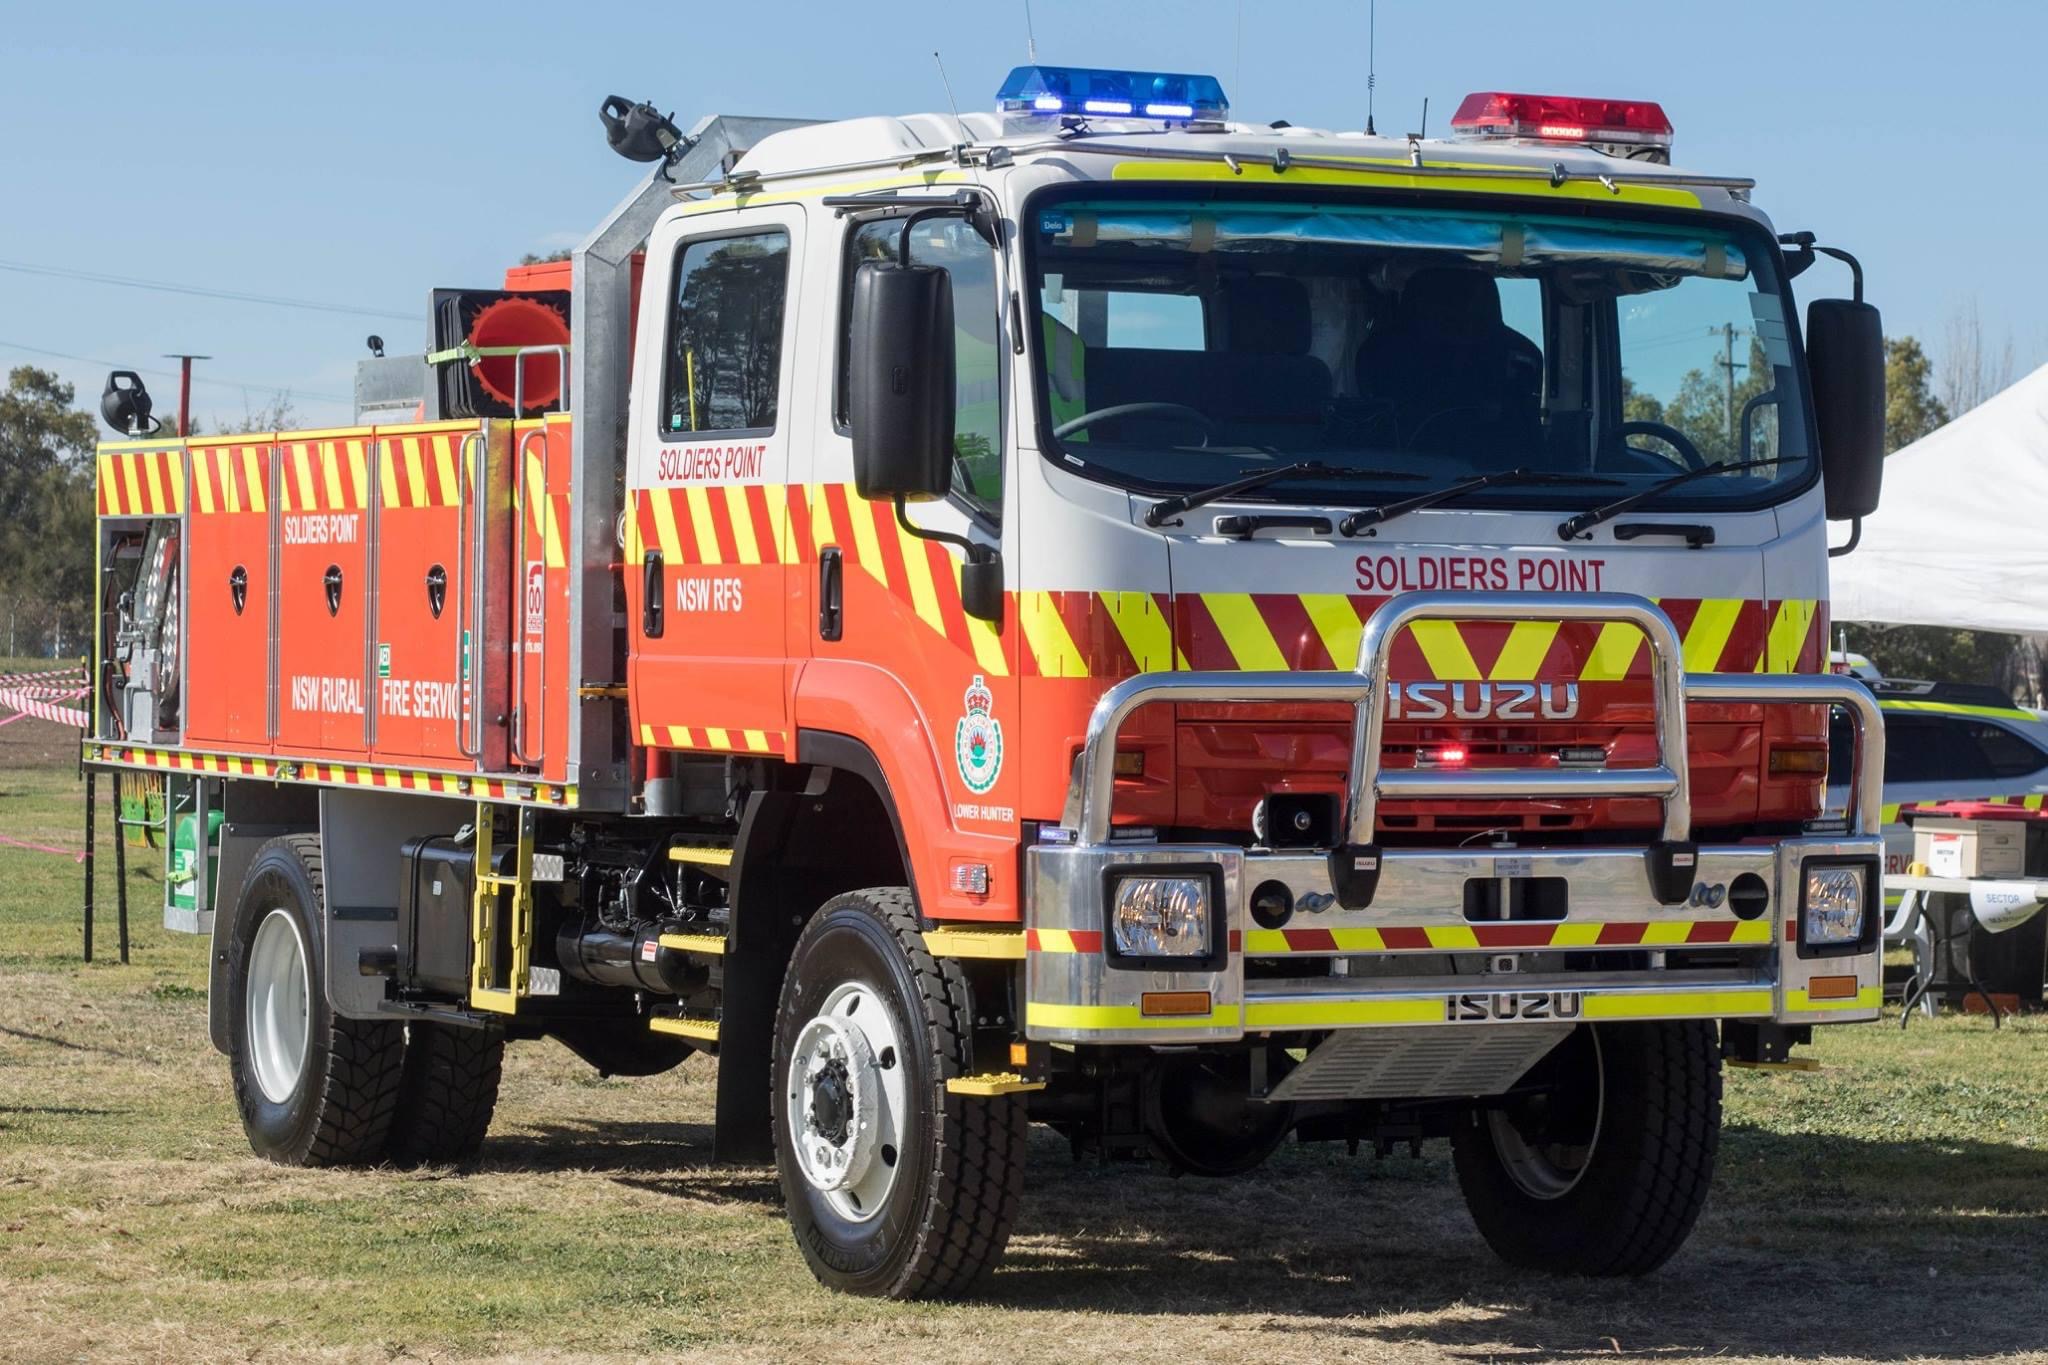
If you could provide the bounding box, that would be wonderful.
[1716,322,1739,444]
[163,353,211,436]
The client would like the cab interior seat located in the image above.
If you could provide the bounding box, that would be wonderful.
[1353,267,1543,456]
[1083,274,1333,449]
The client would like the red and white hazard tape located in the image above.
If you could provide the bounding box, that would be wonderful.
[0,666,88,689]
[0,687,89,728]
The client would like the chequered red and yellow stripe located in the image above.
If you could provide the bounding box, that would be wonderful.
[635,723,786,755]
[96,446,186,516]
[83,742,577,807]
[1027,918,1773,955]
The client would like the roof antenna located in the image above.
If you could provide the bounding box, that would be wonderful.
[1023,0,1038,61]
[933,50,966,140]
[1365,0,1377,135]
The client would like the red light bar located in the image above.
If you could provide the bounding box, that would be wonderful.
[1450,91,1672,148]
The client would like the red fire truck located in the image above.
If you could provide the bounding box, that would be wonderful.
[88,71,1890,1297]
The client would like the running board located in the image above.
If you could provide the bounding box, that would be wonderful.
[657,931,727,956]
[376,1000,499,1031]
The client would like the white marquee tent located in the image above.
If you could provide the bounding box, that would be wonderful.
[1829,361,2048,633]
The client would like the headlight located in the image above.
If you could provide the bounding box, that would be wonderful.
[1803,865,1867,947]
[1111,875,1211,957]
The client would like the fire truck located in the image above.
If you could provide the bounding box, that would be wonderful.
[87,69,1891,1297]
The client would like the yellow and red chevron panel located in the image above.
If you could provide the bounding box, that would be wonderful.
[96,444,186,516]
[1026,918,1772,955]
[186,441,272,515]
[83,742,577,807]
[636,723,787,754]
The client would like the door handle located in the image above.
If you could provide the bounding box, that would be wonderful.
[229,565,248,616]
[642,551,664,638]
[425,564,447,619]
[819,547,843,641]
[323,564,344,616]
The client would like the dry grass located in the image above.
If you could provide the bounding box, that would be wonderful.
[3,722,2047,1363]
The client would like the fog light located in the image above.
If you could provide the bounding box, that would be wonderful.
[1111,875,1211,957]
[1803,865,1866,947]
[1249,879,1294,930]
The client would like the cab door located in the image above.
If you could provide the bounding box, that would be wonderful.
[801,210,1023,920]
[627,207,805,758]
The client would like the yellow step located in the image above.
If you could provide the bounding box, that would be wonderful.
[668,845,734,868]
[945,1072,1046,1096]
[657,931,727,956]
[923,926,1025,960]
[649,1014,720,1043]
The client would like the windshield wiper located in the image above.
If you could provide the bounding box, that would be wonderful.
[1143,462,1423,528]
[1557,456,1805,541]
[1339,469,1623,537]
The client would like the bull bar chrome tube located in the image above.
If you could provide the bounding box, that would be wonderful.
[1065,591,1884,847]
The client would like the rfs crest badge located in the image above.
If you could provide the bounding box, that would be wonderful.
[955,675,1003,794]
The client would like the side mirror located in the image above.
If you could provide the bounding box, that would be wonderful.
[849,261,955,503]
[1806,298,1885,520]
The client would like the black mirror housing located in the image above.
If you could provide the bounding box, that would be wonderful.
[849,262,955,503]
[1806,298,1885,520]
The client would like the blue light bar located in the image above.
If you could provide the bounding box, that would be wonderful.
[996,65,1229,122]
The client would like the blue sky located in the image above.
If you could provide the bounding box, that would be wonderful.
[4,0,2042,430]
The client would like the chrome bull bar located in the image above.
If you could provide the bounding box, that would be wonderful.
[1061,591,1885,886]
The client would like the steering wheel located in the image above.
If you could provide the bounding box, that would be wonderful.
[1054,402,1214,445]
[1614,419,1706,471]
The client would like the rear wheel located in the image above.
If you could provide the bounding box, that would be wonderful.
[771,888,1026,1298]
[227,835,405,1166]
[1452,1021,1721,1276]
[387,1022,504,1166]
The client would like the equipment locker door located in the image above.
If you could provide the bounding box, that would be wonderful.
[275,431,374,756]
[183,439,274,750]
[627,207,806,758]
[367,422,482,767]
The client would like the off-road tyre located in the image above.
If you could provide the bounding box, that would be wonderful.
[227,834,405,1166]
[771,887,1027,1298]
[1452,1020,1721,1276]
[387,1022,504,1166]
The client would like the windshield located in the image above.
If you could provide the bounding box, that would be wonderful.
[1030,193,1809,511]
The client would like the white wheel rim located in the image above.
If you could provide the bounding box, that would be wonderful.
[1487,1029,1604,1200]
[246,908,311,1105]
[785,981,907,1223]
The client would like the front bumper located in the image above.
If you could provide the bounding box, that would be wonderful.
[1024,591,1887,1045]
[1026,834,1883,1042]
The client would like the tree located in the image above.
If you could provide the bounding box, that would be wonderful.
[0,367,97,656]
[1939,299,2016,418]
[1882,336,1948,453]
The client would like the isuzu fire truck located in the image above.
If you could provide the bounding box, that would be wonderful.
[87,69,1892,1296]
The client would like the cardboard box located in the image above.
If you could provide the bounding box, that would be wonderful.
[1915,818,2026,878]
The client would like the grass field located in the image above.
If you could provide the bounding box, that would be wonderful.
[3,717,2047,1364]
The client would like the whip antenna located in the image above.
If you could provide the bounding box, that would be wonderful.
[1024,0,1038,61]
[1366,0,1377,135]
[933,50,965,138]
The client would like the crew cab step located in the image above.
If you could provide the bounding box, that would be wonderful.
[648,1012,720,1043]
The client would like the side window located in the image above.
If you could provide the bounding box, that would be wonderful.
[839,217,1002,514]
[1883,716,1992,784]
[1969,722,2048,779]
[662,230,791,436]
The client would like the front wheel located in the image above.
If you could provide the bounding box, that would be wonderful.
[1452,1021,1721,1276]
[771,888,1026,1298]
